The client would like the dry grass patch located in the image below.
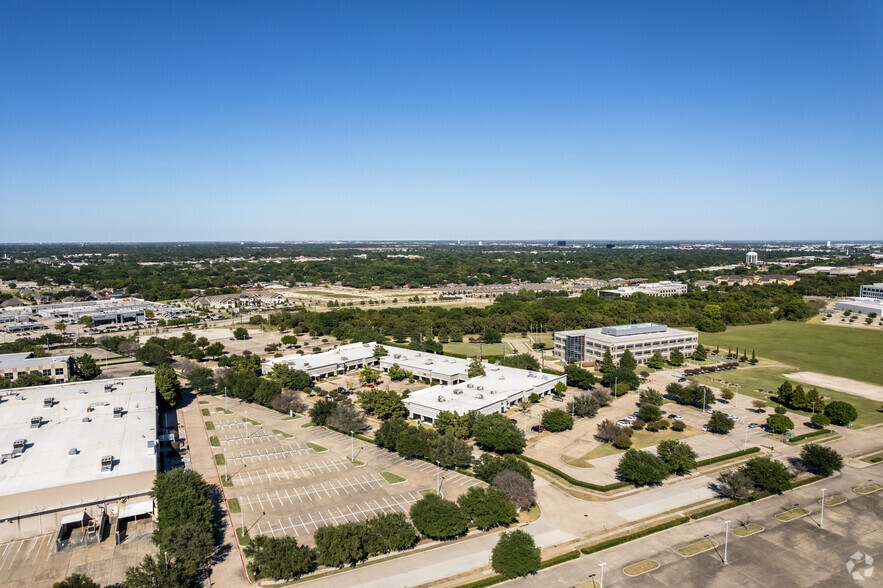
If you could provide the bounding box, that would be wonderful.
[822,495,847,507]
[855,482,882,495]
[733,523,763,537]
[307,442,327,453]
[623,560,659,576]
[560,455,595,468]
[677,538,717,557]
[517,504,541,523]
[205,421,214,430]
[775,507,809,522]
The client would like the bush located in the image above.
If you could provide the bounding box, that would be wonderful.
[644,421,662,432]
[541,409,574,432]
[695,447,759,467]
[53,574,100,588]
[824,401,858,425]
[491,530,541,579]
[612,433,633,449]
[671,421,686,432]
[774,406,787,415]
[741,456,793,493]
[596,419,622,442]
[637,403,661,422]
[800,444,844,476]
[810,414,831,429]
[616,449,669,485]
[766,414,794,434]
[630,419,645,430]
[707,412,735,434]
[245,536,316,580]
[409,494,469,539]
[656,440,698,475]
[515,455,629,492]
[787,429,832,443]
[474,453,534,484]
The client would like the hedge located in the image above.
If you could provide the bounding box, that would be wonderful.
[690,474,828,519]
[457,551,581,588]
[695,447,760,467]
[516,455,629,492]
[580,517,690,555]
[786,429,832,443]
[324,425,377,444]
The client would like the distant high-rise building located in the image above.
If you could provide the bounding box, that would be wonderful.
[746,251,759,265]
[557,240,566,247]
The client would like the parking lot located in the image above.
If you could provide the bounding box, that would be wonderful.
[198,398,483,546]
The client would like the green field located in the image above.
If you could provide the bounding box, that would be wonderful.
[443,341,513,357]
[691,366,882,428]
[696,322,883,385]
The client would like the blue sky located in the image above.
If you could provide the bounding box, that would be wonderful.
[1,1,881,242]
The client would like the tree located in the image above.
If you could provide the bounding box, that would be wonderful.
[161,520,215,578]
[492,470,535,510]
[123,554,189,588]
[233,326,249,340]
[363,512,418,555]
[53,574,99,588]
[327,399,368,432]
[618,348,637,371]
[314,522,367,567]
[656,440,698,475]
[601,367,639,391]
[434,410,471,438]
[74,354,102,380]
[824,401,858,425]
[395,426,437,460]
[254,378,283,407]
[741,456,792,493]
[600,348,615,373]
[281,335,298,347]
[359,365,380,384]
[766,414,794,434]
[78,316,93,328]
[154,363,181,407]
[12,370,51,387]
[457,486,517,529]
[409,494,469,539]
[800,444,843,476]
[473,453,534,484]
[637,403,662,422]
[373,344,389,358]
[499,353,540,371]
[541,408,574,432]
[693,344,708,361]
[268,364,311,390]
[491,530,541,579]
[482,328,502,344]
[135,343,172,366]
[752,399,768,413]
[596,419,622,442]
[372,416,408,450]
[216,369,260,402]
[638,388,664,406]
[810,413,831,428]
[244,535,316,580]
[612,433,633,449]
[568,393,600,418]
[387,363,413,381]
[204,342,225,358]
[467,358,486,378]
[309,399,337,426]
[564,364,596,389]
[553,381,567,396]
[646,350,666,369]
[186,366,216,395]
[715,469,755,500]
[721,388,735,401]
[616,449,670,485]
[269,389,307,414]
[707,412,734,434]
[472,413,525,454]
[668,348,685,366]
[432,433,474,468]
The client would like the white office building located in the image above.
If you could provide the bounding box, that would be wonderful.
[553,323,698,364]
[599,281,687,298]
[859,283,883,300]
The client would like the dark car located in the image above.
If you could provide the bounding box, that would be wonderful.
[510,418,518,424]
[336,387,347,393]
[531,425,547,432]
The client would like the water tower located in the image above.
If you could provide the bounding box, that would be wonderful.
[746,251,758,265]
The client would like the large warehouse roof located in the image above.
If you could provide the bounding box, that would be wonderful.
[0,375,157,516]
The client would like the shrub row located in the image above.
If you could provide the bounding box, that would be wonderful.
[691,474,828,519]
[458,551,581,588]
[516,455,629,492]
[695,447,760,467]
[325,424,377,444]
[580,517,690,555]
[786,429,832,443]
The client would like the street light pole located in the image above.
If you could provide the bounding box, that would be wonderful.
[744,426,749,451]
[724,520,730,564]
[599,562,607,588]
[350,431,354,461]
[820,488,827,527]
[436,460,441,494]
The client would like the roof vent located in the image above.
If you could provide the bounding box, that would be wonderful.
[30,416,41,429]
[78,389,87,395]
[82,417,91,423]
[477,386,484,391]
[476,393,484,399]
[437,395,446,402]
[466,383,474,388]
[453,389,462,394]
[104,383,113,393]
[43,397,54,408]
[100,455,113,472]
[69,448,78,456]
[113,406,124,418]
[528,372,535,378]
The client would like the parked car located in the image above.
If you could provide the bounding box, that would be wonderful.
[727,414,740,421]
[625,415,638,422]
[701,425,711,432]
[553,395,564,402]
[531,425,547,432]
[617,420,631,427]
[336,387,347,393]
[748,423,761,428]
[706,409,715,414]
[510,418,518,424]
[669,415,684,421]
[678,377,687,382]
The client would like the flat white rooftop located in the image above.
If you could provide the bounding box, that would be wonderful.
[262,342,376,374]
[555,323,697,344]
[0,352,70,370]
[0,375,157,507]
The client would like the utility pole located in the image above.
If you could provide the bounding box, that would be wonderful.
[820,488,827,527]
[599,562,607,588]
[724,520,730,564]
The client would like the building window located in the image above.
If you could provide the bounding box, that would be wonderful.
[55,368,64,375]
[43,369,51,375]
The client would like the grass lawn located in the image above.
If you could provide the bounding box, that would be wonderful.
[209,436,220,447]
[346,457,365,466]
[823,495,846,507]
[855,482,882,495]
[235,527,251,546]
[677,538,717,557]
[691,366,882,428]
[242,417,261,426]
[418,489,438,498]
[733,523,763,537]
[696,322,883,385]
[283,415,302,420]
[301,422,316,428]
[297,290,362,299]
[443,341,512,357]
[201,408,210,417]
[272,429,293,438]
[579,426,703,461]
[623,560,659,576]
[205,421,214,430]
[199,400,209,404]
[307,442,327,453]
[215,407,233,414]
[227,498,241,513]
[221,474,233,487]
[775,507,809,522]
[380,471,407,484]
[215,454,225,465]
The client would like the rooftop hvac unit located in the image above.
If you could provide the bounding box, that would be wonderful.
[78,389,87,395]
[113,406,124,418]
[43,397,54,408]
[82,417,91,423]
[477,386,484,391]
[453,389,462,394]
[104,383,113,393]
[528,372,535,378]
[425,359,433,364]
[394,354,401,359]
[466,383,473,388]
[100,455,113,472]
[12,439,26,456]
[499,376,505,380]
[341,356,349,361]
[476,394,484,399]
[30,417,41,429]
[437,395,446,402]
[69,448,78,456]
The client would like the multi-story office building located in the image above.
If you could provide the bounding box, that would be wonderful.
[599,281,687,298]
[860,283,883,300]
[553,323,698,364]
[0,353,72,383]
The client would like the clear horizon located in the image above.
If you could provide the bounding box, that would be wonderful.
[2,1,881,242]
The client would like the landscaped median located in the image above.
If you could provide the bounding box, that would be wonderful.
[456,550,581,588]
[581,517,691,555]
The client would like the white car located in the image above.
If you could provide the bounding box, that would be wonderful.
[706,409,715,414]
[727,414,740,421]
[625,415,638,422]
[669,415,684,421]
[617,420,631,427]
[701,425,711,432]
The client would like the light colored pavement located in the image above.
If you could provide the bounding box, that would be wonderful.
[787,371,883,402]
